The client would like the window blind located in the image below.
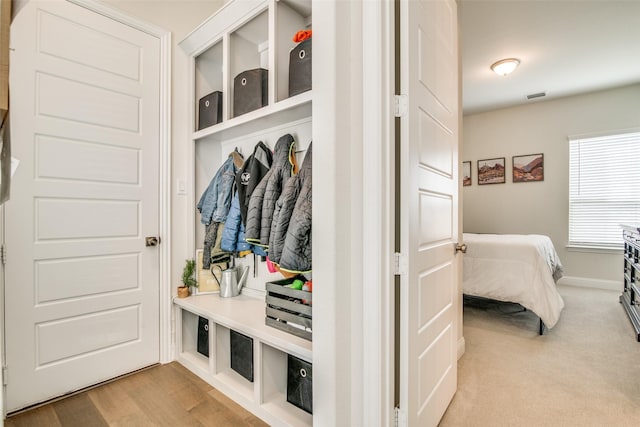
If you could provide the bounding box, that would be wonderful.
[569,131,640,248]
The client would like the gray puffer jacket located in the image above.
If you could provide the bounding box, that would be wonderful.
[268,143,312,273]
[245,133,296,248]
[279,159,311,273]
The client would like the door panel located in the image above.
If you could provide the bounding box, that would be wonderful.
[38,10,142,80]
[399,0,459,425]
[36,253,139,302]
[36,135,140,184]
[6,0,160,411]
[36,305,140,365]
[37,73,141,131]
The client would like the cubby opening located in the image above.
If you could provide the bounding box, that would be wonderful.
[180,309,209,371]
[195,40,223,131]
[275,0,312,102]
[261,344,313,426]
[230,9,269,118]
[215,323,254,400]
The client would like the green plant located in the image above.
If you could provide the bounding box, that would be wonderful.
[181,259,198,289]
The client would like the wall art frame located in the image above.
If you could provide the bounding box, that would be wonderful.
[513,153,544,183]
[462,161,471,186]
[477,157,506,185]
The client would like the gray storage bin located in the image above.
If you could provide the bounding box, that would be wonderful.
[287,354,312,414]
[230,329,254,382]
[288,38,312,97]
[198,91,222,130]
[233,68,268,117]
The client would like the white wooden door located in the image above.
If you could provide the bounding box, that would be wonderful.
[5,0,160,411]
[398,0,459,425]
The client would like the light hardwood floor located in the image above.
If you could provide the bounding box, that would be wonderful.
[5,362,269,427]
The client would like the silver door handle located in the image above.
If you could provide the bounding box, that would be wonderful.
[146,236,160,247]
[455,243,467,254]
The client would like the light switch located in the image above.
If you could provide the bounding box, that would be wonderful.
[177,179,186,195]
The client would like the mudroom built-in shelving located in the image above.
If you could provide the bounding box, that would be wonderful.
[175,0,313,426]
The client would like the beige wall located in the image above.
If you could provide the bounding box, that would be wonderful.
[462,83,640,284]
[102,0,224,291]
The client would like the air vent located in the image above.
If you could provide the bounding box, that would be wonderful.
[526,92,546,100]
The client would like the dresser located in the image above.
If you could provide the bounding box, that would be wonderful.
[621,224,640,341]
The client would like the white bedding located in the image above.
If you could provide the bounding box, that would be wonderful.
[463,233,565,329]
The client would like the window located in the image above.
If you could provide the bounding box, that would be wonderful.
[569,131,640,248]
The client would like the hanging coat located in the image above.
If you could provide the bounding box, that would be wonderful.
[196,155,238,225]
[275,143,312,274]
[236,141,272,226]
[269,143,312,267]
[220,192,267,257]
[245,133,296,248]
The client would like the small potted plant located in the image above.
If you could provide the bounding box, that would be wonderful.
[178,258,198,298]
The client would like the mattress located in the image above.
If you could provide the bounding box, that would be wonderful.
[462,233,565,329]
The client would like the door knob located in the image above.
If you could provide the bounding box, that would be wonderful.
[455,243,467,254]
[146,236,160,247]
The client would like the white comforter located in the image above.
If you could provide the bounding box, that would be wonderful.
[463,233,565,329]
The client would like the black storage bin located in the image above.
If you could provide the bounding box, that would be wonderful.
[287,354,313,414]
[197,316,209,358]
[198,91,222,130]
[233,68,268,117]
[288,38,312,97]
[230,329,254,382]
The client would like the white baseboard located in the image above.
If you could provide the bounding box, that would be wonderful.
[558,275,620,292]
[457,337,466,360]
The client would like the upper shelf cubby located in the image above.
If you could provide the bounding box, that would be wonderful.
[194,40,223,130]
[180,0,312,139]
[230,9,269,119]
[275,0,312,103]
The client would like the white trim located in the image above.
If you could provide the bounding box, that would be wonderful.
[158,31,173,364]
[457,337,466,360]
[566,245,623,254]
[68,0,169,37]
[1,205,5,423]
[558,276,620,292]
[566,126,640,142]
[66,0,173,363]
[362,0,395,426]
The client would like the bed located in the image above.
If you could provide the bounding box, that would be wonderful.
[462,233,565,332]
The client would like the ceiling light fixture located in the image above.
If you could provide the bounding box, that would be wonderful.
[490,58,520,76]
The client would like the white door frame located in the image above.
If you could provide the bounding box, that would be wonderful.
[63,0,173,363]
[361,1,396,426]
[313,1,397,425]
[360,0,463,425]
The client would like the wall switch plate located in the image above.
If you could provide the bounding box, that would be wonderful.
[177,179,186,195]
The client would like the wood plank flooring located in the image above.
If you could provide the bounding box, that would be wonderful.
[5,362,269,427]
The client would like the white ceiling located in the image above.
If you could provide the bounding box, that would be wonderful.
[460,0,640,115]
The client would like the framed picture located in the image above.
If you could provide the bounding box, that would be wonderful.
[513,153,544,183]
[462,161,471,186]
[477,157,505,185]
[195,249,220,294]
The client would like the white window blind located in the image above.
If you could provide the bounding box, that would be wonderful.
[569,131,640,248]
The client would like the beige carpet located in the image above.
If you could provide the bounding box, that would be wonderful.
[440,285,640,426]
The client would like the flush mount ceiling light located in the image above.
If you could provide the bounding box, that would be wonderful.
[490,58,520,76]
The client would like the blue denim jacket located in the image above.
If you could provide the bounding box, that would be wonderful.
[197,156,236,225]
[220,193,268,257]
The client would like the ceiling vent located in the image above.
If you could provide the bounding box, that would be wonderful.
[526,92,546,100]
